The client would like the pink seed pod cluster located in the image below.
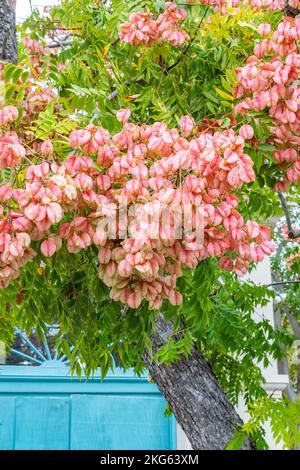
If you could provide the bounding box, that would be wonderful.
[0,228,35,289]
[186,0,285,13]
[119,2,190,47]
[0,108,276,309]
[22,37,48,68]
[0,131,26,169]
[234,17,300,190]
[0,186,35,288]
[23,37,45,55]
[0,38,58,126]
[0,106,18,126]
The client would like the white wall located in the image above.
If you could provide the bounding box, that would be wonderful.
[16,0,60,25]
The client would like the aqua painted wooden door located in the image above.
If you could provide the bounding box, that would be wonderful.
[0,393,174,450]
[0,329,176,450]
[71,395,171,450]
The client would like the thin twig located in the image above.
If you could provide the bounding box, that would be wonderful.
[166,7,209,73]
[266,280,300,287]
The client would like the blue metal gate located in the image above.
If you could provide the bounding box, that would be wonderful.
[0,329,176,450]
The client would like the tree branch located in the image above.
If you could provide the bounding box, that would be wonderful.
[286,312,300,340]
[266,280,300,288]
[47,41,74,49]
[278,192,300,239]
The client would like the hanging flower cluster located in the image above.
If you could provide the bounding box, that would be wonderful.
[0,38,67,288]
[234,17,300,190]
[119,2,189,47]
[22,37,49,71]
[0,40,57,144]
[0,106,275,308]
[0,106,26,170]
[186,0,289,13]
[0,132,26,169]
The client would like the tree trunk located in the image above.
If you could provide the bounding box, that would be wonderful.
[144,316,254,450]
[0,0,17,64]
[285,0,300,17]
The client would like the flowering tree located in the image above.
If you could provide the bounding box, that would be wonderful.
[1,0,300,449]
[272,211,300,403]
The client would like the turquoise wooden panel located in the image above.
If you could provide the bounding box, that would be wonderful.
[71,395,173,450]
[14,397,70,450]
[0,397,16,450]
[0,329,176,450]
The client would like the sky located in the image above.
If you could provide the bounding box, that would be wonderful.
[16,0,60,24]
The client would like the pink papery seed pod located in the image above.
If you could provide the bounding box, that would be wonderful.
[258,24,271,37]
[40,140,53,156]
[69,129,91,148]
[116,109,131,123]
[169,289,183,306]
[0,185,13,202]
[40,236,62,257]
[98,247,112,264]
[179,115,195,137]
[127,290,142,309]
[239,125,254,140]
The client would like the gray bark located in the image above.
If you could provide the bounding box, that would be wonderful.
[144,316,254,450]
[0,0,17,64]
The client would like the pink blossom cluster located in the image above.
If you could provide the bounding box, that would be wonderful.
[0,109,275,308]
[119,2,189,47]
[234,17,300,190]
